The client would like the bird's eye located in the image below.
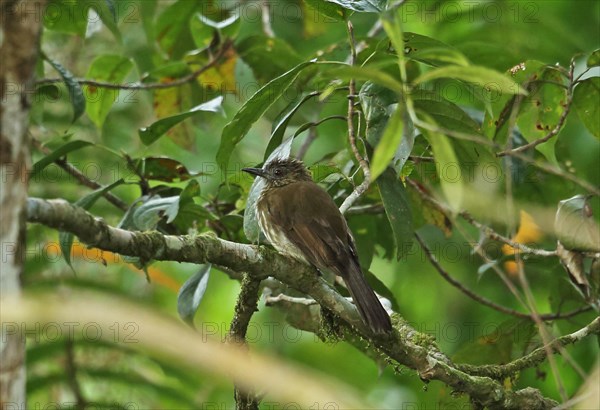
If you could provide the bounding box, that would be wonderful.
[273,168,283,177]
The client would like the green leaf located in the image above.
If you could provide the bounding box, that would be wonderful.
[403,32,470,67]
[171,180,214,232]
[371,105,404,181]
[85,0,121,41]
[407,183,452,237]
[42,53,86,122]
[516,66,567,163]
[265,92,319,160]
[217,60,316,171]
[413,65,527,96]
[452,319,536,365]
[172,202,214,233]
[348,214,377,269]
[290,116,346,140]
[236,35,303,83]
[421,116,464,211]
[140,96,224,145]
[129,157,195,182]
[43,0,88,35]
[359,81,398,145]
[412,89,481,134]
[144,61,191,82]
[85,55,134,127]
[309,164,342,183]
[587,49,600,67]
[103,0,116,20]
[377,168,413,260]
[59,179,125,269]
[189,12,239,50]
[155,0,197,58]
[360,82,414,177]
[189,12,214,49]
[381,10,404,69]
[482,60,544,140]
[177,264,211,326]
[303,0,346,20]
[244,137,294,243]
[326,0,386,13]
[573,77,600,139]
[326,66,404,94]
[31,140,93,179]
[150,80,196,149]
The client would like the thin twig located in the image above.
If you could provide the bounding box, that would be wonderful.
[408,155,435,163]
[124,153,150,195]
[415,233,590,321]
[513,154,600,196]
[339,21,371,215]
[497,60,576,157]
[31,138,128,211]
[407,178,557,257]
[345,203,385,215]
[297,126,317,160]
[515,254,570,401]
[460,211,556,257]
[457,316,600,378]
[266,293,317,306]
[36,41,232,91]
[65,339,87,410]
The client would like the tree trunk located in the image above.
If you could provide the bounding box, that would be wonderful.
[0,1,46,407]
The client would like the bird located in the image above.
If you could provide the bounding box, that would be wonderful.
[243,157,392,334]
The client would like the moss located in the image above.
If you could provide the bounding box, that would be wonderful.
[317,307,343,343]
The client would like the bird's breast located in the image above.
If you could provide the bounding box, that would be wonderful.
[256,197,307,263]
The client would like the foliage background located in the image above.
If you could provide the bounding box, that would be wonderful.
[21,0,599,408]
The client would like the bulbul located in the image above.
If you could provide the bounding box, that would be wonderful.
[243,158,392,334]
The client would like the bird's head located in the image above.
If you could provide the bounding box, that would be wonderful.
[242,158,311,187]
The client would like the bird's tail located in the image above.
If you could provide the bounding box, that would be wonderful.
[344,263,392,334]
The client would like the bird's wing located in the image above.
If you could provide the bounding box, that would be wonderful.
[274,182,354,274]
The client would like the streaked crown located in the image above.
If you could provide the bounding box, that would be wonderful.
[254,158,312,187]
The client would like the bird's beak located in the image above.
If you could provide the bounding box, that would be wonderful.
[242,167,266,178]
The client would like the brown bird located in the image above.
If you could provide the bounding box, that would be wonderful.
[243,158,392,334]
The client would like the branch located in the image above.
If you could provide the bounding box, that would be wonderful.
[27,197,567,409]
[227,274,262,410]
[339,21,371,215]
[497,60,575,157]
[36,41,232,91]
